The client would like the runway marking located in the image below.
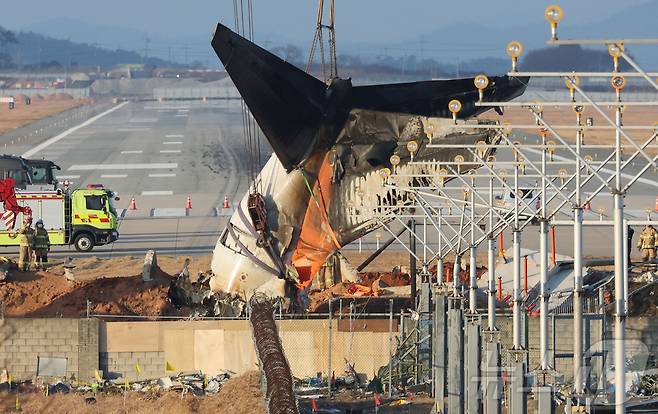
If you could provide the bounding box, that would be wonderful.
[101,174,128,178]
[144,106,190,110]
[175,114,188,118]
[69,163,178,171]
[22,102,128,158]
[163,141,182,145]
[57,175,80,179]
[129,118,158,123]
[166,134,184,138]
[121,150,143,154]
[160,150,182,153]
[148,173,176,178]
[117,128,151,132]
[142,190,174,196]
[178,109,189,112]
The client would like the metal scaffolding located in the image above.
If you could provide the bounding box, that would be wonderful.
[362,6,658,413]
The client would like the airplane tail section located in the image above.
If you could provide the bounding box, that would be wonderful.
[211,23,328,170]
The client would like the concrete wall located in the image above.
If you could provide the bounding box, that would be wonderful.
[0,318,98,381]
[99,319,396,381]
[9,314,656,385]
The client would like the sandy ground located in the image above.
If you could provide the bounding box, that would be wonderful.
[0,255,211,317]
[0,95,88,135]
[0,371,265,414]
[0,252,412,317]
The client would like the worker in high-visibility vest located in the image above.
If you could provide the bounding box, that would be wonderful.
[9,218,35,271]
[637,225,657,262]
[33,219,51,271]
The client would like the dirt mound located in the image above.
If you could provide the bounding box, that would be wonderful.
[0,255,212,317]
[359,271,410,287]
[210,371,264,413]
[0,371,264,414]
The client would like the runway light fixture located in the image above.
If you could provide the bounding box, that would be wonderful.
[406,141,419,160]
[475,140,487,158]
[425,123,435,142]
[611,75,626,93]
[564,75,581,101]
[448,99,462,123]
[546,140,557,161]
[573,104,584,125]
[506,41,524,72]
[584,155,593,163]
[462,185,471,200]
[474,74,489,101]
[558,168,568,185]
[544,5,564,40]
[437,168,448,187]
[608,43,624,72]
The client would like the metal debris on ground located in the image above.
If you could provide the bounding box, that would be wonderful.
[167,266,244,316]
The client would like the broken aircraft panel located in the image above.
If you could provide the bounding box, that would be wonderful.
[209,23,529,311]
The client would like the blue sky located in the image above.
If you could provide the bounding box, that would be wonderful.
[4,0,651,42]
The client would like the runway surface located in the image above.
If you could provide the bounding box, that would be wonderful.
[0,99,656,264]
[0,99,269,258]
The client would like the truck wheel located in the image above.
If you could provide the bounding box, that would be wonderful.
[74,233,95,252]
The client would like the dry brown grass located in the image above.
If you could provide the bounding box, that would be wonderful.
[0,96,87,135]
[491,106,658,154]
[0,371,265,414]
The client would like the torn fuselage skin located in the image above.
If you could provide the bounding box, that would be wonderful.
[209,23,528,312]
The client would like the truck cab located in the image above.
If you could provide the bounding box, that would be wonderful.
[23,159,61,190]
[68,186,119,251]
[0,155,32,189]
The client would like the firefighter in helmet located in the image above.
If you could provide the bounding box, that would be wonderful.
[9,217,35,271]
[637,224,657,262]
[33,219,50,270]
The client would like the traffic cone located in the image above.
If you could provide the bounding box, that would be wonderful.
[186,195,192,209]
[223,195,230,209]
[655,196,658,212]
[129,197,137,210]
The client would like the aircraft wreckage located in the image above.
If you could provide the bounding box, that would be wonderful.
[169,23,528,315]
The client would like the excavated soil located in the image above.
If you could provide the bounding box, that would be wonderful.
[0,255,211,317]
[0,371,265,414]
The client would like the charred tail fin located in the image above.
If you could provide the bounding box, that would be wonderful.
[211,23,327,170]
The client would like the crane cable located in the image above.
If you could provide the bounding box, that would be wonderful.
[233,0,262,195]
[306,0,338,82]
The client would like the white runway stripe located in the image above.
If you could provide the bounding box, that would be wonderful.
[57,175,80,179]
[22,102,128,158]
[121,150,143,154]
[148,173,176,178]
[69,163,178,171]
[142,190,174,196]
[101,174,128,178]
[165,134,184,138]
[160,150,182,153]
[163,141,183,145]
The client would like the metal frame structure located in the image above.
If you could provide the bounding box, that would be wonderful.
[359,7,658,414]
